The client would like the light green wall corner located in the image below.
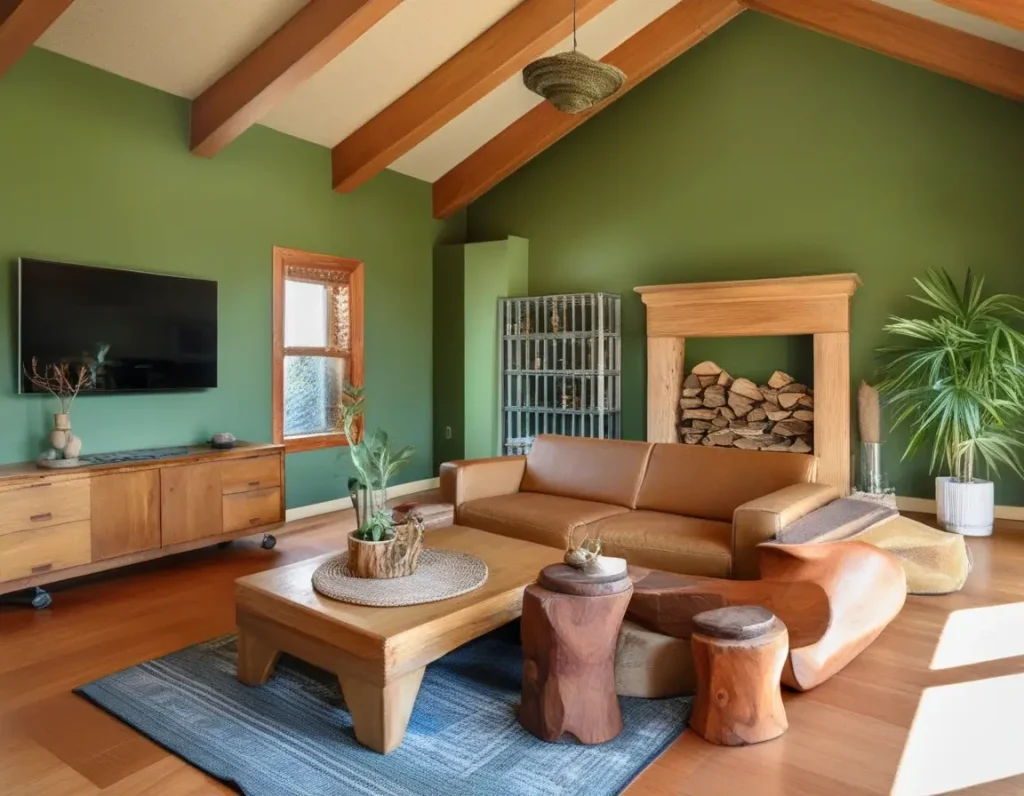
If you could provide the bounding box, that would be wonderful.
[433,237,528,466]
[0,48,464,509]
[467,13,1024,504]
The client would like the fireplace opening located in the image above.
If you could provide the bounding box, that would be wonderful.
[679,358,814,453]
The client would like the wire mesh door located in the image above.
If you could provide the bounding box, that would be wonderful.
[500,293,621,455]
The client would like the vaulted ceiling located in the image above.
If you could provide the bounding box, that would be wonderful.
[2,0,1022,220]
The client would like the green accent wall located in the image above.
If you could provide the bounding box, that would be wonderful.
[0,48,463,509]
[433,237,528,467]
[468,13,1024,504]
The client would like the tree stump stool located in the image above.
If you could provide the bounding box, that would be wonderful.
[689,605,789,746]
[519,564,633,744]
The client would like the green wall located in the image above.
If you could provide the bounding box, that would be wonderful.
[433,245,467,468]
[433,237,528,466]
[468,13,1024,504]
[464,237,529,459]
[0,48,463,508]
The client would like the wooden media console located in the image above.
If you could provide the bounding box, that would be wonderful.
[0,442,284,601]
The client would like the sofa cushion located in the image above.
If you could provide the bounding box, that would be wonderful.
[636,444,817,522]
[585,510,732,578]
[458,492,630,550]
[519,435,654,509]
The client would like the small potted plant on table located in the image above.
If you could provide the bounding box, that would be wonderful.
[340,383,423,578]
[879,270,1024,536]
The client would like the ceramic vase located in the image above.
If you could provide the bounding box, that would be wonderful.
[936,476,994,537]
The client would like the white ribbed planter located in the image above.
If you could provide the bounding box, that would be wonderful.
[935,476,994,537]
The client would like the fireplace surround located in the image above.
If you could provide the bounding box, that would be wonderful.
[635,274,861,496]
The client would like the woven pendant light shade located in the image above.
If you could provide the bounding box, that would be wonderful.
[522,50,626,114]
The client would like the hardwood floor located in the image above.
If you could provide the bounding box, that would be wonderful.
[2,500,1022,795]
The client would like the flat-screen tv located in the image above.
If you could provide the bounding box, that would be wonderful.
[19,259,218,393]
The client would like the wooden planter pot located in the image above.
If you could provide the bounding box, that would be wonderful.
[346,522,424,579]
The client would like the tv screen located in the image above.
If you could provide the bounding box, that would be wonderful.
[19,259,217,393]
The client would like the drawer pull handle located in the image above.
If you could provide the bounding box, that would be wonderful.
[248,518,262,526]
[30,512,53,522]
[247,480,260,487]
[31,563,53,574]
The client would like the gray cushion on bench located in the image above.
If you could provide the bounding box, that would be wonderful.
[775,498,898,545]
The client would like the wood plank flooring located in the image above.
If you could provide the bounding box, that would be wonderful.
[2,499,1022,795]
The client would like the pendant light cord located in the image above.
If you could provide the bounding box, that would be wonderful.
[572,0,577,51]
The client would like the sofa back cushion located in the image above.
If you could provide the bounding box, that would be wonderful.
[520,435,654,509]
[635,444,817,522]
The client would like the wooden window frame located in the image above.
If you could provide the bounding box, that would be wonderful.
[272,246,364,453]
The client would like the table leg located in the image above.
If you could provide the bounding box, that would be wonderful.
[339,667,425,754]
[236,629,281,685]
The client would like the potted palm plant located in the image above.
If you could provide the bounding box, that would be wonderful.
[339,383,423,577]
[878,270,1024,536]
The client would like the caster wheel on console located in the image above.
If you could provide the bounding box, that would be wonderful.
[261,534,277,550]
[31,588,52,610]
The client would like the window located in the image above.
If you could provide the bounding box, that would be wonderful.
[272,247,364,452]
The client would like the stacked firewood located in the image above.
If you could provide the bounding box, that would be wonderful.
[678,361,814,453]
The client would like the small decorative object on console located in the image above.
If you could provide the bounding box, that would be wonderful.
[210,432,237,449]
[24,358,94,469]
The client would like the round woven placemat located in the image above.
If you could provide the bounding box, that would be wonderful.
[311,549,488,607]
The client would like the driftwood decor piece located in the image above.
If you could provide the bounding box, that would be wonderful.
[346,520,424,579]
[689,606,789,746]
[679,362,814,453]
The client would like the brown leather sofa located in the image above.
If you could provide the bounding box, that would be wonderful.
[440,435,837,579]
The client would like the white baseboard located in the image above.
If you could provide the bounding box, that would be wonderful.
[285,477,441,523]
[896,495,1024,522]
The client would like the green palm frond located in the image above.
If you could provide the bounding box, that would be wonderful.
[877,269,1024,483]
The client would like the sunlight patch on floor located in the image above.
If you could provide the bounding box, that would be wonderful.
[892,673,1024,795]
[930,602,1024,670]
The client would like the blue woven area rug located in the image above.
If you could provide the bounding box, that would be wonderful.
[76,624,691,796]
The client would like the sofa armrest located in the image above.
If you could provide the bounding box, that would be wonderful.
[731,483,839,580]
[439,456,527,514]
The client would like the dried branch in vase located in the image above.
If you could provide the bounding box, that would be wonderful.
[24,358,95,413]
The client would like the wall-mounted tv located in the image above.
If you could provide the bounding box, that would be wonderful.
[19,259,218,393]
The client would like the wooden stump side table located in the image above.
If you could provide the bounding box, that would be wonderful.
[689,605,789,746]
[518,564,633,744]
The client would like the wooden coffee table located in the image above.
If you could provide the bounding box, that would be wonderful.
[234,525,561,754]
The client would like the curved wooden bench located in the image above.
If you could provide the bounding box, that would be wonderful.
[627,540,906,692]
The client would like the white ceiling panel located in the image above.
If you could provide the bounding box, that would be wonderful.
[260,0,525,147]
[391,0,685,182]
[870,0,1024,50]
[37,0,308,98]
[32,0,1024,183]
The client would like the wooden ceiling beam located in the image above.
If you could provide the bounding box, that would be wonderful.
[934,0,1024,33]
[190,0,401,158]
[432,0,744,220]
[746,0,1024,101]
[0,0,75,79]
[330,0,619,194]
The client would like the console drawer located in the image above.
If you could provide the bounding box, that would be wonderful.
[0,521,92,582]
[223,488,282,533]
[0,480,91,537]
[221,456,281,495]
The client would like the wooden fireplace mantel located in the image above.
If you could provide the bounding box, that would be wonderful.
[635,274,861,495]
